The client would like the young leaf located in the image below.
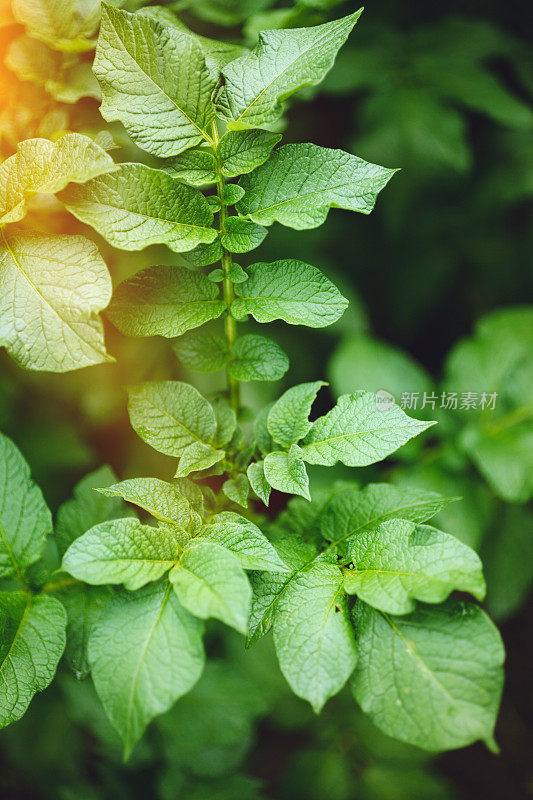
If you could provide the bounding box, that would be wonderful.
[107,265,225,338]
[247,461,271,505]
[173,442,225,478]
[220,217,267,253]
[88,582,205,757]
[0,134,116,224]
[228,335,289,382]
[173,330,230,373]
[232,260,348,327]
[55,465,130,557]
[264,448,311,500]
[221,184,245,205]
[0,231,112,372]
[98,478,202,532]
[59,164,217,253]
[320,483,458,552]
[216,11,362,129]
[237,144,396,228]
[169,540,251,634]
[62,518,182,590]
[0,591,66,728]
[219,130,282,178]
[200,511,288,572]
[165,148,217,185]
[273,563,357,712]
[267,381,326,449]
[343,519,486,614]
[222,475,250,508]
[94,5,216,157]
[351,600,505,751]
[0,432,51,580]
[127,381,218,458]
[300,392,434,467]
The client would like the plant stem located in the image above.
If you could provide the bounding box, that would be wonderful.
[211,122,240,412]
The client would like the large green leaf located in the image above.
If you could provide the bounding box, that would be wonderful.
[0,592,66,728]
[200,512,289,573]
[60,164,217,252]
[127,381,219,459]
[62,518,182,591]
[237,144,396,228]
[267,381,326,449]
[216,11,362,129]
[89,582,205,757]
[0,433,51,580]
[12,0,99,52]
[301,392,434,467]
[107,265,225,338]
[273,562,357,712]
[169,540,251,634]
[351,600,504,751]
[232,260,348,327]
[94,5,216,157]
[0,231,112,371]
[344,519,485,614]
[320,483,457,554]
[0,134,115,224]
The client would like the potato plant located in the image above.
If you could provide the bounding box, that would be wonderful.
[0,2,506,764]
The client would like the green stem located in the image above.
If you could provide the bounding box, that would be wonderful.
[211,122,240,413]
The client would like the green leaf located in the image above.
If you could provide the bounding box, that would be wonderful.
[216,11,362,129]
[0,432,51,580]
[237,144,396,228]
[232,260,348,327]
[128,381,218,459]
[320,483,457,554]
[60,585,110,680]
[267,381,326,449]
[273,562,357,712]
[98,478,202,532]
[0,592,66,728]
[89,582,204,757]
[5,36,100,103]
[344,519,485,614]
[247,461,271,505]
[351,600,504,751]
[107,265,225,338]
[220,217,267,253]
[0,134,116,224]
[173,330,229,373]
[219,130,282,178]
[12,0,99,52]
[94,5,216,157]
[300,392,434,467]
[170,540,251,634]
[174,442,225,478]
[165,148,217,185]
[55,465,130,557]
[0,231,112,372]
[62,518,182,590]
[222,184,245,205]
[212,400,238,447]
[201,511,288,572]
[222,475,250,508]
[461,423,533,503]
[60,164,217,253]
[264,448,310,500]
[228,334,289,382]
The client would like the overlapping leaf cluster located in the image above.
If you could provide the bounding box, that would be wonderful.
[0,0,505,765]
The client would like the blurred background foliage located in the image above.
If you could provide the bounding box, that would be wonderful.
[0,0,532,798]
